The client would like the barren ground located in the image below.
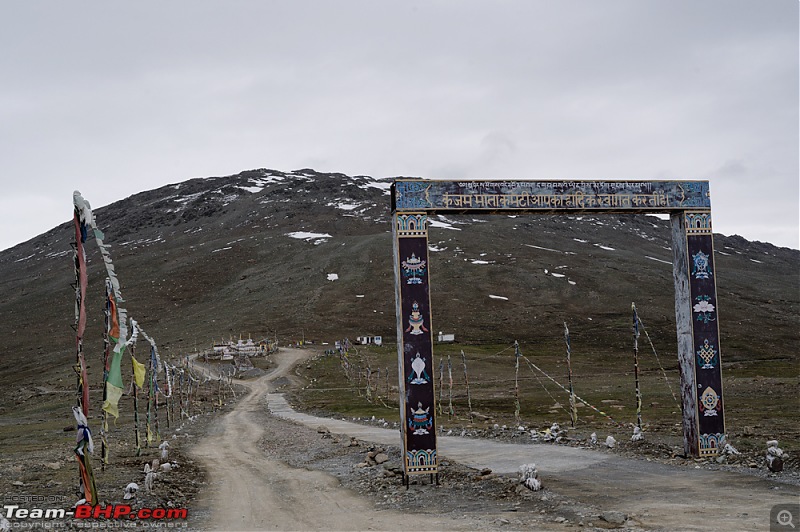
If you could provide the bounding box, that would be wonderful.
[187,348,799,532]
[1,347,796,532]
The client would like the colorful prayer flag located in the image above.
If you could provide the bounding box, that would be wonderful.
[131,355,146,389]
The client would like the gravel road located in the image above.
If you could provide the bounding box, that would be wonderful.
[188,348,799,531]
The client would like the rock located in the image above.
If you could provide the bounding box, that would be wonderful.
[606,435,616,448]
[523,477,541,490]
[317,425,330,434]
[480,468,492,476]
[44,462,62,470]
[600,511,627,525]
[554,516,566,523]
[766,440,785,472]
[767,456,784,473]
[374,453,389,465]
[382,463,403,475]
[12,481,23,486]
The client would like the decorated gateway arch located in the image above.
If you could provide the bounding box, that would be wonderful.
[391,179,725,481]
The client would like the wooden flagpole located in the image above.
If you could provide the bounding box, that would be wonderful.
[437,360,444,416]
[564,323,577,428]
[71,195,97,504]
[461,350,473,423]
[514,341,521,424]
[447,354,454,418]
[101,280,112,470]
[632,303,643,431]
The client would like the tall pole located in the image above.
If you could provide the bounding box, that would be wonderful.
[447,354,454,418]
[632,303,643,431]
[437,360,444,416]
[72,198,96,504]
[101,281,112,470]
[461,350,473,424]
[132,349,142,456]
[514,341,521,424]
[564,323,577,428]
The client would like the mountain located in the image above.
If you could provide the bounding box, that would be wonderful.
[1,168,797,414]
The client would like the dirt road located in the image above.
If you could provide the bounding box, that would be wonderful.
[189,349,496,531]
[271,389,800,530]
[191,348,799,531]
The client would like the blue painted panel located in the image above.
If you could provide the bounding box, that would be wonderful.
[393,180,710,213]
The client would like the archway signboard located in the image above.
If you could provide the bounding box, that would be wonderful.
[391,179,725,479]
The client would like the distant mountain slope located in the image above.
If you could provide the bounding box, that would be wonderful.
[1,169,797,411]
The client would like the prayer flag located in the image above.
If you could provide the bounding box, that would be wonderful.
[132,355,146,389]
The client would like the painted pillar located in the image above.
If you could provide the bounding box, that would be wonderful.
[671,211,726,457]
[392,212,438,476]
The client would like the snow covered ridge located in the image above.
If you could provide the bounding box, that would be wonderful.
[244,169,393,195]
[158,171,393,226]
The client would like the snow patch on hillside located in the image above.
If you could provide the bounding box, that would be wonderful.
[525,244,561,253]
[286,231,332,244]
[359,180,392,194]
[429,218,461,231]
[327,201,363,212]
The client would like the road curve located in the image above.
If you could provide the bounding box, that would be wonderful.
[265,354,800,532]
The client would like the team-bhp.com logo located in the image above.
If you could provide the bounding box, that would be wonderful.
[74,505,188,520]
[3,503,188,527]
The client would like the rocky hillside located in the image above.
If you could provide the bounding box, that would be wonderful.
[0,168,797,411]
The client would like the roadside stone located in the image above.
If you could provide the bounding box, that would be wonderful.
[374,453,389,464]
[600,511,627,525]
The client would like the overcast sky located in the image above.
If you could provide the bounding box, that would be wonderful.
[1,1,797,251]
